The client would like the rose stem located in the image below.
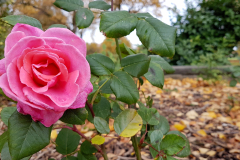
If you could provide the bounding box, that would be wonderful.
[86,101,95,117]
[115,38,122,62]
[131,135,142,160]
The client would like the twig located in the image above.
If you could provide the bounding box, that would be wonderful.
[194,104,211,112]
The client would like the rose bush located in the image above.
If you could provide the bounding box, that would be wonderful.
[0,23,92,127]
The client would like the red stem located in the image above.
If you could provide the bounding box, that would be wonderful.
[54,125,104,155]
[86,101,95,117]
[139,124,148,146]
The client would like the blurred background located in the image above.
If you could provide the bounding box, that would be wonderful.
[1,0,240,78]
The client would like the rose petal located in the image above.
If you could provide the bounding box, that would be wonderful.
[0,74,18,101]
[41,28,86,57]
[0,58,6,76]
[7,59,27,100]
[70,81,93,109]
[17,101,64,127]
[23,87,55,110]
[11,23,44,37]
[41,37,65,48]
[43,71,79,107]
[54,43,91,92]
[0,73,44,110]
[5,37,45,68]
[4,31,26,56]
[20,67,48,93]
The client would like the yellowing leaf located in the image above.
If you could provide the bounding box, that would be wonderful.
[197,129,207,137]
[51,129,58,139]
[91,135,105,145]
[114,109,143,137]
[173,123,185,131]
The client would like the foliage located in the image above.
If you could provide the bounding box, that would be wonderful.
[0,0,191,160]
[13,0,67,30]
[170,0,240,65]
[0,0,12,59]
[229,55,240,87]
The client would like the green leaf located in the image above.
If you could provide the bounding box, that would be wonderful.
[230,79,237,87]
[135,12,153,19]
[137,101,158,125]
[94,117,110,134]
[87,54,115,76]
[61,156,78,160]
[153,113,170,135]
[149,143,160,158]
[136,18,176,57]
[0,131,8,153]
[121,54,150,77]
[77,152,97,160]
[8,111,51,160]
[160,134,186,156]
[99,79,113,94]
[149,55,175,73]
[165,156,178,160]
[91,135,105,145]
[75,8,94,29]
[119,43,136,57]
[1,15,43,30]
[110,71,139,104]
[93,97,111,120]
[100,11,138,38]
[167,131,191,157]
[149,130,163,145]
[89,1,111,10]
[60,108,88,125]
[144,59,164,88]
[56,128,80,155]
[1,142,31,160]
[80,141,97,154]
[53,0,83,11]
[1,142,12,160]
[111,102,122,119]
[114,109,142,137]
[90,74,98,83]
[1,107,16,126]
[48,24,67,29]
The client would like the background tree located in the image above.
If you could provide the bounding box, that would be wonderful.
[12,0,67,30]
[169,0,240,65]
[0,0,12,58]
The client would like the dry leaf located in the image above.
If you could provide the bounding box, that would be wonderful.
[197,129,207,137]
[199,148,209,154]
[173,123,185,131]
[206,150,216,156]
[186,110,199,119]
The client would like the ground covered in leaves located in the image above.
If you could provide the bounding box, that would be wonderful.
[0,77,240,160]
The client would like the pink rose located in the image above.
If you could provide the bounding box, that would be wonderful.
[0,23,93,127]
